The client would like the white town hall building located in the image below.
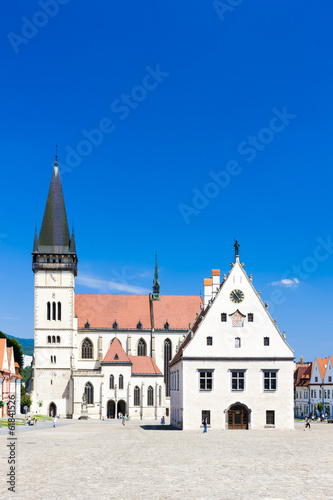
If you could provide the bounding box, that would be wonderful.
[30,157,294,428]
[170,251,295,430]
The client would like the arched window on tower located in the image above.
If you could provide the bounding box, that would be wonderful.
[57,302,61,321]
[81,338,93,359]
[52,302,56,321]
[147,386,154,406]
[84,382,94,404]
[47,335,51,344]
[56,336,60,344]
[164,339,172,397]
[47,302,51,321]
[52,336,56,344]
[134,386,140,406]
[119,374,124,390]
[110,374,114,389]
[137,338,147,356]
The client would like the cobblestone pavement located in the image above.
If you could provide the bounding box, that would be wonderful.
[1,420,333,499]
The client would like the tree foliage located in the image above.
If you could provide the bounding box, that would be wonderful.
[0,331,24,371]
[317,402,324,412]
[21,366,32,384]
[21,394,32,410]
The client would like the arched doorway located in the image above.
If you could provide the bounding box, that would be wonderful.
[227,404,248,429]
[49,402,57,417]
[107,400,115,419]
[117,399,126,417]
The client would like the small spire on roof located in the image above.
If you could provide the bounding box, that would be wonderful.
[33,224,39,252]
[55,144,58,164]
[152,253,160,300]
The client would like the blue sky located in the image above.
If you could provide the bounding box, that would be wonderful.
[1,1,333,362]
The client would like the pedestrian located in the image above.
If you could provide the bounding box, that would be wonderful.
[304,416,311,431]
[202,417,208,433]
[122,414,126,426]
[35,418,37,425]
[28,415,31,426]
[160,416,165,425]
[53,417,56,428]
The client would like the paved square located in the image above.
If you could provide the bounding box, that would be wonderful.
[1,420,333,499]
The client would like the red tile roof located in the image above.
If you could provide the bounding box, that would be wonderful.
[76,295,151,329]
[294,362,313,387]
[75,294,202,330]
[316,357,328,380]
[102,338,131,363]
[129,356,162,375]
[152,295,203,329]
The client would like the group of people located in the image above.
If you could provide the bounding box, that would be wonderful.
[27,414,38,426]
[118,412,126,425]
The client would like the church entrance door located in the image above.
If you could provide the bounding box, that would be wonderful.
[117,399,126,417]
[49,402,57,417]
[107,400,115,419]
[228,404,248,429]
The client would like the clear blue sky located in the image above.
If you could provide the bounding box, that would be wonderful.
[1,1,333,362]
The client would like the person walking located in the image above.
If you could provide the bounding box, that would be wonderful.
[304,416,311,431]
[202,417,208,433]
[122,414,126,426]
[53,417,57,428]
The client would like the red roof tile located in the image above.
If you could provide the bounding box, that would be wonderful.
[75,294,202,330]
[152,295,202,329]
[0,339,6,370]
[75,295,151,329]
[102,338,131,364]
[316,357,328,380]
[129,356,162,375]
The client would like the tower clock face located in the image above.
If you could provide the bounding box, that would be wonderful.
[47,272,60,286]
[230,289,244,303]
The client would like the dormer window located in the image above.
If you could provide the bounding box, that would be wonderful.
[114,354,119,360]
[164,321,170,330]
[137,321,142,330]
[112,321,118,330]
[85,320,90,329]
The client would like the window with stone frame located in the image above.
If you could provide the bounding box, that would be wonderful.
[134,386,140,406]
[110,374,114,389]
[221,313,227,322]
[119,374,124,390]
[231,371,245,391]
[266,410,275,425]
[248,313,254,322]
[264,337,270,346]
[207,336,213,346]
[199,370,213,391]
[81,338,93,359]
[147,386,154,406]
[137,338,147,356]
[263,371,277,391]
[85,382,94,404]
[202,410,211,425]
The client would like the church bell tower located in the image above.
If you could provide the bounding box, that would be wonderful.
[31,155,77,417]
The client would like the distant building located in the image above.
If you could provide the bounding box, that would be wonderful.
[0,338,22,416]
[170,249,295,430]
[294,360,313,417]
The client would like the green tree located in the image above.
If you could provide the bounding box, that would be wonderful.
[21,394,32,411]
[0,331,24,371]
[21,366,32,384]
[317,402,324,412]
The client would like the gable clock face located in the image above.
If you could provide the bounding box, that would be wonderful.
[47,272,61,286]
[230,289,244,304]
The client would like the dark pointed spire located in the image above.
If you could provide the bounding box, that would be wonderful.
[69,226,76,253]
[32,224,39,252]
[38,157,70,253]
[152,253,160,300]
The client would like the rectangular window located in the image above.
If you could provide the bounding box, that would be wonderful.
[248,313,254,322]
[231,371,245,391]
[202,410,210,425]
[199,371,213,391]
[264,371,277,390]
[325,391,327,399]
[314,390,316,398]
[264,337,270,346]
[329,376,332,382]
[296,390,298,399]
[177,370,179,391]
[207,336,213,346]
[328,390,331,398]
[311,389,313,398]
[235,337,241,348]
[221,313,227,322]
[266,410,275,425]
[319,390,322,398]
[315,377,318,382]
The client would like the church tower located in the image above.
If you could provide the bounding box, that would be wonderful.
[31,155,77,417]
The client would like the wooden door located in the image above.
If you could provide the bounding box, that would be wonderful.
[228,405,248,429]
